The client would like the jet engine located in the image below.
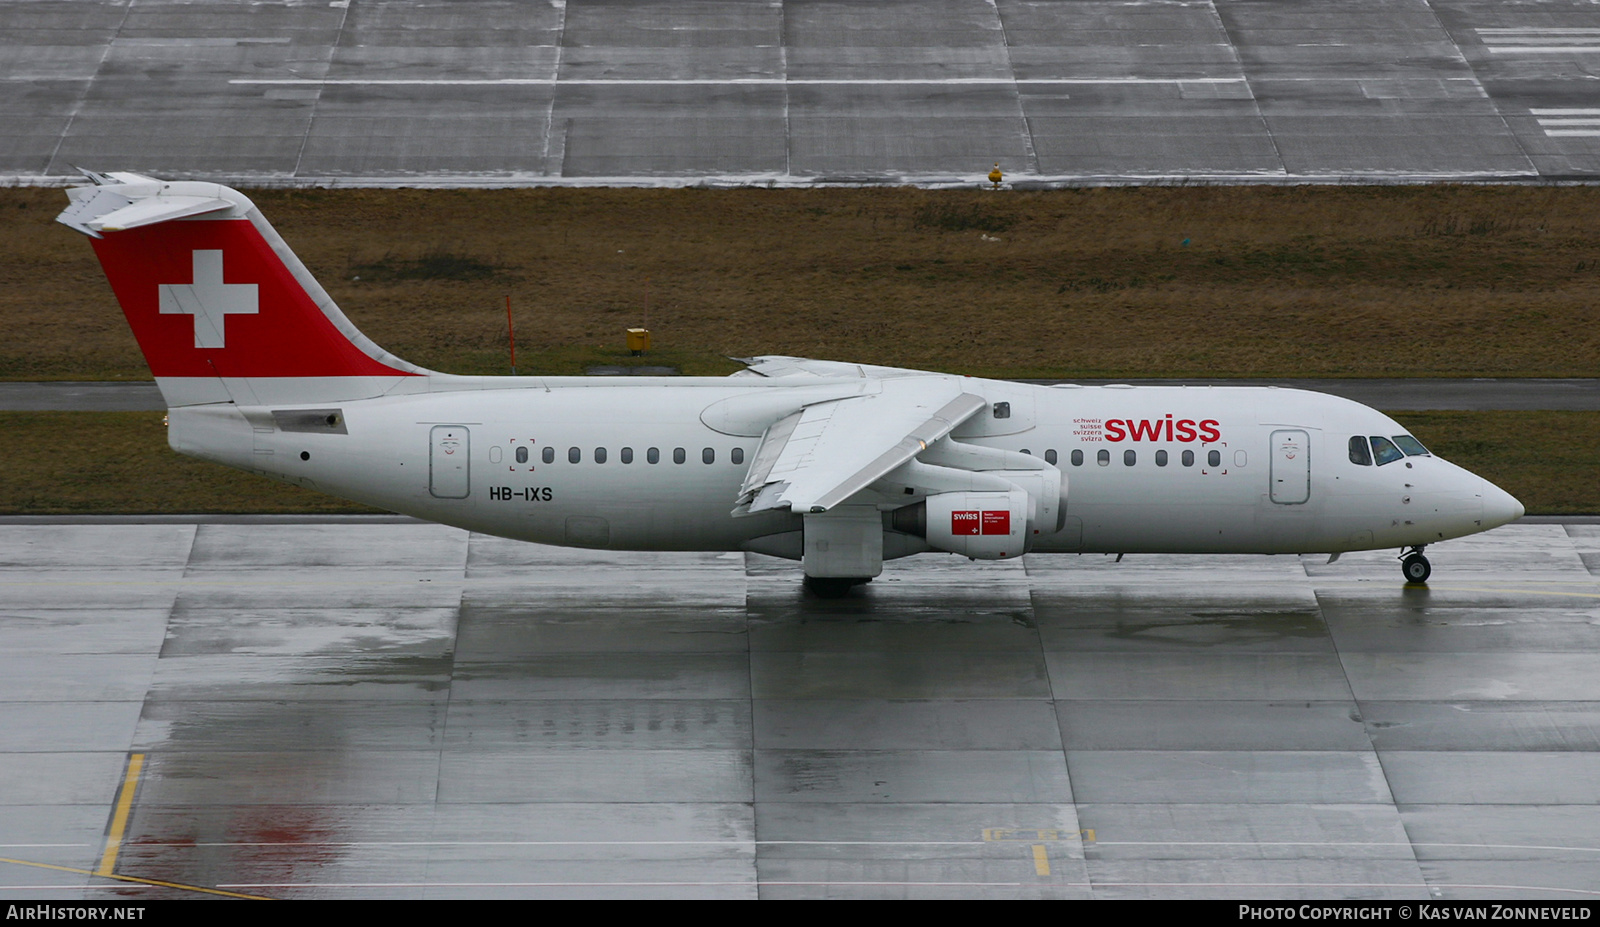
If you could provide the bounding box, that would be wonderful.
[882,434,1068,561]
[891,488,1031,560]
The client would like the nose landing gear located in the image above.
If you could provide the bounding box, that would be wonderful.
[1400,547,1431,584]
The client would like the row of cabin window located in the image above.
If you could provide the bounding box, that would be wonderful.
[1024,448,1223,468]
[1348,435,1429,467]
[513,445,746,466]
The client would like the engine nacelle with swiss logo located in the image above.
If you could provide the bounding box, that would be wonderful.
[916,489,1031,560]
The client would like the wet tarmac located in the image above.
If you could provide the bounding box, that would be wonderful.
[1,518,1598,899]
[8,0,1600,184]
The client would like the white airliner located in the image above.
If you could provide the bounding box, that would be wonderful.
[57,172,1524,596]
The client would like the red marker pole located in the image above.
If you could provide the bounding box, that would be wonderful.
[505,294,517,376]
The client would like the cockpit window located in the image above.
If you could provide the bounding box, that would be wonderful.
[1348,436,1372,466]
[1370,435,1404,466]
[1392,435,1430,457]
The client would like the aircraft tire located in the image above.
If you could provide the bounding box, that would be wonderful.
[1402,553,1431,584]
[803,576,866,598]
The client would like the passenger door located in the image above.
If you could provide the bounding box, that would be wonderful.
[1270,429,1310,504]
[429,425,470,498]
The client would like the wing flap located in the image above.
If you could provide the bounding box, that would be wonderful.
[738,379,988,514]
[739,409,802,497]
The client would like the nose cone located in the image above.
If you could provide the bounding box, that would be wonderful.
[1481,478,1524,529]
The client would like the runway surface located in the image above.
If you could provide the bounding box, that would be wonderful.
[10,0,1600,185]
[2,518,1598,900]
[8,378,1600,412]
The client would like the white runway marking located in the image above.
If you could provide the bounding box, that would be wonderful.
[1482,38,1600,44]
[229,77,1251,87]
[1528,108,1600,140]
[215,880,1026,889]
[1478,28,1600,34]
[134,838,1600,855]
[1479,27,1600,55]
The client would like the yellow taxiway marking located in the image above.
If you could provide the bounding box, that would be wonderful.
[26,752,273,899]
[1032,845,1050,876]
[0,856,272,900]
[98,753,143,877]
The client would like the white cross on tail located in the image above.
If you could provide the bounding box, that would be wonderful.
[158,250,258,348]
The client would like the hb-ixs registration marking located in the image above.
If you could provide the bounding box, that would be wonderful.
[490,486,553,502]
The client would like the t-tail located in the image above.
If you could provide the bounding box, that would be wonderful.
[57,171,431,408]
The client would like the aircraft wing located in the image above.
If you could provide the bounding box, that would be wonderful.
[734,355,936,380]
[737,378,988,514]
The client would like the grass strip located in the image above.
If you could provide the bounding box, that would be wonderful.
[0,412,382,515]
[7,184,1600,380]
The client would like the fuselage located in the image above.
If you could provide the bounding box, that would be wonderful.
[168,373,1522,560]
[58,173,1525,587]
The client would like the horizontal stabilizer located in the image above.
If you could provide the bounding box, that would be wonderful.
[56,174,245,237]
[88,195,236,233]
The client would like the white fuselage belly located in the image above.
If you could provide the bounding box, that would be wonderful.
[168,377,1493,558]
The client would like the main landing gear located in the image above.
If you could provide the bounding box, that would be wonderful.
[803,576,873,599]
[1400,546,1431,584]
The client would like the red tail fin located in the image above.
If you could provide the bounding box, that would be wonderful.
[58,173,425,406]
